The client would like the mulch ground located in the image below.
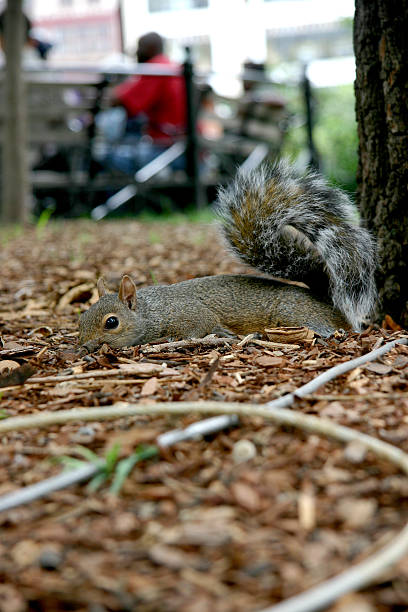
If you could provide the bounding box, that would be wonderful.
[0,219,408,612]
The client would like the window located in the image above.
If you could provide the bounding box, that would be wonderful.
[148,0,208,13]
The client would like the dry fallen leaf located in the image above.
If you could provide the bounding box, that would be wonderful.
[364,362,392,375]
[140,376,159,397]
[0,584,26,612]
[0,360,20,374]
[255,355,285,367]
[149,544,203,570]
[0,363,37,388]
[56,282,96,312]
[329,592,376,612]
[230,481,262,513]
[106,427,160,454]
[265,326,315,343]
[118,363,179,376]
[10,539,41,567]
[162,522,232,547]
[27,326,53,337]
[298,482,316,531]
[382,314,402,331]
[336,498,377,528]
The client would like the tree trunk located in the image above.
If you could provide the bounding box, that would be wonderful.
[1,0,29,224]
[354,0,408,328]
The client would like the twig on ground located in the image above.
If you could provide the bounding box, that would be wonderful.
[140,335,234,353]
[309,392,408,401]
[2,363,181,389]
[235,333,300,349]
[252,339,300,349]
[28,370,124,384]
[236,333,256,346]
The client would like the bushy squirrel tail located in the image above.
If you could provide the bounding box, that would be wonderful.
[215,160,377,330]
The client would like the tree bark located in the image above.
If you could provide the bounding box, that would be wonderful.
[354,0,408,327]
[1,0,29,224]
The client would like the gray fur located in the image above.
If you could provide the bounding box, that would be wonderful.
[215,160,378,330]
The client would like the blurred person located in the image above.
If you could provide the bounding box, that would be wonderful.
[236,60,288,150]
[196,83,223,141]
[0,10,53,64]
[240,61,286,131]
[95,32,186,175]
[242,60,266,94]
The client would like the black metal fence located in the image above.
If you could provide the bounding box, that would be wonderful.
[0,51,318,216]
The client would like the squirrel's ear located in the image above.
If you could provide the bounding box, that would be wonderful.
[118,275,137,310]
[97,277,108,298]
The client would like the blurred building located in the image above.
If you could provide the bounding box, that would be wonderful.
[24,0,123,65]
[122,0,354,73]
[6,0,353,79]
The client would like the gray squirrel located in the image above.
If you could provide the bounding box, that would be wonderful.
[79,161,377,351]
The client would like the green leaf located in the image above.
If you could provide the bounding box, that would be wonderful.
[56,443,158,496]
[110,445,159,495]
[110,454,140,495]
[149,270,158,285]
[74,445,101,463]
[87,471,108,493]
[36,205,55,235]
[135,445,159,462]
[58,456,89,470]
[104,442,121,473]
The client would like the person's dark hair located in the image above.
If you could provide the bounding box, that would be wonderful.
[244,61,265,74]
[0,10,31,41]
[136,32,164,63]
[243,61,266,92]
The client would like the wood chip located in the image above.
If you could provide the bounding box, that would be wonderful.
[265,326,315,343]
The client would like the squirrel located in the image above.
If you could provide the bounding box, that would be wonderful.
[78,160,377,351]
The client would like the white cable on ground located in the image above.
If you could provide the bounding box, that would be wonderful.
[260,525,408,612]
[0,463,99,513]
[267,337,408,409]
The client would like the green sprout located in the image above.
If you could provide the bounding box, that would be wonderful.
[58,443,158,494]
[36,205,55,236]
[149,270,159,285]
[110,445,158,495]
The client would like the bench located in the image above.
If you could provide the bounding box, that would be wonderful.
[0,65,291,217]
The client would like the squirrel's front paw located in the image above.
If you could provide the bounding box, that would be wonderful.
[209,326,240,339]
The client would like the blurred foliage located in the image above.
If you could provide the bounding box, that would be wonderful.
[313,85,358,193]
[282,83,358,194]
[339,16,354,30]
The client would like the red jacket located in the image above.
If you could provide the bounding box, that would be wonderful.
[114,54,186,143]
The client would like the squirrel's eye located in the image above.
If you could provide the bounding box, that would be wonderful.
[104,316,119,330]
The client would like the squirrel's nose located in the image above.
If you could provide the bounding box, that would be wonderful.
[80,338,103,353]
[78,322,103,352]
